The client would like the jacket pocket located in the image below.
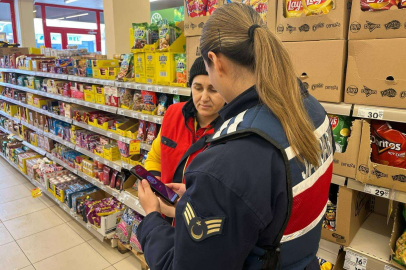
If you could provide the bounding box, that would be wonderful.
[161,136,177,149]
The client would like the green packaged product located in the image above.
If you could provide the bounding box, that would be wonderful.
[158,20,182,50]
[117,54,134,81]
[175,54,187,84]
[133,23,148,49]
[147,24,159,45]
[328,114,352,153]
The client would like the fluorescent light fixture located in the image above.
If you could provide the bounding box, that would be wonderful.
[55,17,65,20]
[33,10,37,13]
[66,13,89,19]
[65,0,79,3]
[150,0,160,2]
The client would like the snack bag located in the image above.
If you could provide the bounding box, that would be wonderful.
[302,0,334,16]
[157,94,168,116]
[186,0,208,17]
[147,24,159,45]
[137,120,146,142]
[133,23,148,49]
[115,208,136,244]
[207,0,220,15]
[285,0,304,17]
[159,20,171,50]
[142,91,157,114]
[146,123,157,145]
[129,215,144,253]
[322,200,336,231]
[361,0,394,11]
[250,0,268,21]
[119,88,134,109]
[318,258,334,270]
[399,0,406,8]
[173,95,181,104]
[328,114,352,153]
[117,54,134,81]
[371,120,406,169]
[132,90,143,111]
[175,54,187,84]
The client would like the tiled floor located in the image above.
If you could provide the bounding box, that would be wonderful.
[0,157,142,270]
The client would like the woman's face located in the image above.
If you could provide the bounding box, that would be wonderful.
[192,75,224,119]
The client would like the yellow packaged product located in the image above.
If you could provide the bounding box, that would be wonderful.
[285,0,304,17]
[302,0,334,16]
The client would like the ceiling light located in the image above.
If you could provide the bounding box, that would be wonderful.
[55,17,65,20]
[33,10,36,13]
[65,0,79,3]
[66,13,89,19]
[150,0,160,2]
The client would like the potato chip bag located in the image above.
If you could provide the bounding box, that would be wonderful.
[207,0,220,15]
[302,0,334,15]
[186,0,208,17]
[285,0,304,17]
[328,114,352,153]
[361,0,394,11]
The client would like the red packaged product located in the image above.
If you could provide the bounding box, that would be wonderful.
[361,0,394,11]
[186,0,208,17]
[399,0,406,8]
[102,166,111,185]
[207,0,219,15]
[146,123,157,145]
[371,120,406,169]
[110,171,119,188]
[137,120,146,142]
[141,91,158,113]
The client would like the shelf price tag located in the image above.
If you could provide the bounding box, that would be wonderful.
[385,265,398,270]
[101,185,107,191]
[106,132,113,138]
[169,88,178,94]
[131,112,139,119]
[125,83,133,88]
[113,164,121,171]
[364,184,390,199]
[135,84,142,90]
[345,251,367,268]
[94,156,101,162]
[154,117,162,124]
[357,108,384,120]
[344,260,366,270]
[147,86,154,91]
[118,109,125,115]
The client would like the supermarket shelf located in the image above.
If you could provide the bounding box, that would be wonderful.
[0,95,73,124]
[71,98,118,114]
[347,178,406,204]
[22,141,47,155]
[46,153,78,174]
[141,143,152,152]
[75,146,122,171]
[45,131,76,149]
[0,82,73,102]
[353,105,406,124]
[117,108,163,124]
[0,110,20,123]
[320,102,353,116]
[0,126,23,141]
[332,174,346,186]
[0,151,105,242]
[0,68,191,96]
[317,239,342,265]
[72,120,121,140]
[344,213,394,270]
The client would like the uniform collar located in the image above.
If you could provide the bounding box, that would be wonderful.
[219,85,259,121]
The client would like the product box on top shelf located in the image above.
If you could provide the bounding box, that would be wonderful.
[345,39,406,109]
[283,40,347,103]
[276,0,350,41]
[349,0,406,40]
[186,36,201,77]
[356,120,406,193]
[322,185,370,246]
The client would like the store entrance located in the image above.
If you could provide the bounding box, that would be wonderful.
[48,27,97,52]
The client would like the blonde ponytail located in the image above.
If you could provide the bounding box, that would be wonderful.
[201,3,321,166]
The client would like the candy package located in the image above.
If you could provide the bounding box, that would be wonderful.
[146,123,157,145]
[137,120,146,142]
[142,91,157,113]
[322,200,336,231]
[371,120,406,169]
[175,54,187,84]
[133,23,148,49]
[328,114,352,153]
[115,208,137,244]
[157,94,168,116]
[186,0,208,17]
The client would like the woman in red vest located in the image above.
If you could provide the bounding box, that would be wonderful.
[144,56,224,214]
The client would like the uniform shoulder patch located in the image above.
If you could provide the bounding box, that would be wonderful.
[183,202,225,242]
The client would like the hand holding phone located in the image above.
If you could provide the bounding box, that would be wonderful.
[131,165,179,205]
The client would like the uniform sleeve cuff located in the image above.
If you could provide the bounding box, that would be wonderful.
[137,212,169,244]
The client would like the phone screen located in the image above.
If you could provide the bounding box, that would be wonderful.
[131,166,178,204]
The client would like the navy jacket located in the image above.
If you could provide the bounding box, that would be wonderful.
[137,87,323,269]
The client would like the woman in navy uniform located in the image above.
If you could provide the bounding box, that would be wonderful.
[137,3,333,269]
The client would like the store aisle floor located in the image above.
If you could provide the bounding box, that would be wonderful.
[0,157,142,270]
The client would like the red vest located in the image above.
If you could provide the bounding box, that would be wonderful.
[160,102,215,184]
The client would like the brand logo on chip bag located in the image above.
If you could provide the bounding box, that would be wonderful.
[372,168,388,179]
[299,24,310,32]
[287,0,303,11]
[312,22,325,32]
[371,134,402,152]
[364,21,381,32]
[134,29,146,38]
[393,174,406,183]
[361,86,377,97]
[329,117,338,130]
[381,88,397,98]
[347,85,358,96]
[358,164,369,175]
[305,0,327,5]
[286,25,296,33]
[350,22,361,33]
[385,20,401,30]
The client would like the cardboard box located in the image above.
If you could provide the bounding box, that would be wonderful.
[283,40,347,103]
[349,1,406,40]
[186,36,201,80]
[390,205,406,270]
[0,47,29,56]
[275,0,350,41]
[184,1,277,37]
[356,120,406,193]
[321,186,370,246]
[332,120,362,179]
[344,39,406,109]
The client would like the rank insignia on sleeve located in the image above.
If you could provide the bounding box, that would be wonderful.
[183,202,225,242]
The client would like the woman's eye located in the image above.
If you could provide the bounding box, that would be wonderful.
[210,89,217,93]
[194,87,203,91]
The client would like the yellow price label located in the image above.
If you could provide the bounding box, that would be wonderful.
[129,140,141,155]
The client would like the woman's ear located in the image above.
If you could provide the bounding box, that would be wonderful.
[208,51,223,76]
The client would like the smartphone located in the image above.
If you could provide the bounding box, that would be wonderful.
[130,165,179,205]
